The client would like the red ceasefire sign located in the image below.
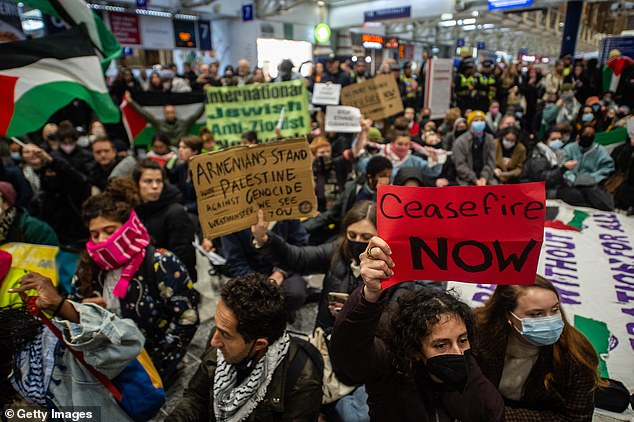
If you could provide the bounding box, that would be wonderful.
[377,182,546,289]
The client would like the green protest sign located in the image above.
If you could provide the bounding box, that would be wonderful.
[205,80,311,147]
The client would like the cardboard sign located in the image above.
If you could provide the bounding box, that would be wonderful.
[312,83,341,105]
[341,74,403,121]
[192,138,317,239]
[205,80,311,146]
[325,106,361,133]
[377,183,546,289]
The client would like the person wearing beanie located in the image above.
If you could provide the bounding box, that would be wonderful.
[0,181,58,246]
[453,110,497,186]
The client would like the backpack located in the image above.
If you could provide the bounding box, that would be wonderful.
[285,336,325,400]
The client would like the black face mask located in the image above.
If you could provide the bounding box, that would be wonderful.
[313,156,333,174]
[579,135,594,148]
[425,142,443,149]
[455,129,467,138]
[348,241,369,263]
[425,353,469,393]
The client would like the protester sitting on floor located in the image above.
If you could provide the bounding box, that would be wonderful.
[221,216,310,317]
[70,179,199,382]
[124,91,204,146]
[2,272,145,420]
[146,134,178,169]
[453,110,498,186]
[558,125,615,210]
[354,117,443,180]
[0,181,57,246]
[169,274,323,422]
[169,135,203,215]
[303,155,391,238]
[133,159,197,282]
[520,129,566,194]
[443,117,468,151]
[329,236,505,421]
[474,276,604,420]
[253,201,376,330]
[494,126,527,184]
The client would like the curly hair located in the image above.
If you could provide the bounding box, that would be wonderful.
[386,288,476,382]
[76,177,140,297]
[220,273,287,343]
[0,305,43,407]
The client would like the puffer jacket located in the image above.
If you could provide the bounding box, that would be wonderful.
[169,337,323,422]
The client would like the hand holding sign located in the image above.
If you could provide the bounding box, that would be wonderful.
[359,236,395,303]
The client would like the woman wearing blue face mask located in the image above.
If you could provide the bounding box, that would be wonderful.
[474,276,605,421]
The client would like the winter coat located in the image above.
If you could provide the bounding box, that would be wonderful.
[5,207,58,246]
[70,246,199,380]
[12,301,143,421]
[136,184,197,282]
[168,336,323,422]
[475,323,596,421]
[28,154,91,248]
[520,143,565,189]
[169,163,197,214]
[259,233,361,329]
[330,288,505,422]
[453,131,498,185]
[57,146,94,175]
[562,142,615,185]
[495,140,527,182]
[220,220,309,277]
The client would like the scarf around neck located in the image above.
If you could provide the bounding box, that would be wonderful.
[214,332,291,422]
[0,207,16,244]
[86,210,150,298]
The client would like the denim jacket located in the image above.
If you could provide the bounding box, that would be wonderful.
[11,302,143,421]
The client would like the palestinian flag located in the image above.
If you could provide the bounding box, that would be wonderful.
[602,55,634,93]
[545,204,590,232]
[22,0,121,71]
[121,92,206,147]
[0,26,119,138]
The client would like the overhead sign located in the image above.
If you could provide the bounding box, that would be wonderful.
[477,41,486,50]
[325,106,361,133]
[362,34,384,49]
[197,19,212,51]
[173,19,197,49]
[450,200,634,390]
[424,58,453,120]
[205,80,311,146]
[341,74,404,121]
[191,138,317,239]
[108,12,141,46]
[140,15,175,49]
[312,83,341,105]
[315,23,331,43]
[242,3,254,21]
[456,38,465,47]
[377,183,546,289]
[136,0,147,8]
[600,36,634,64]
[488,0,533,10]
[364,6,411,22]
[0,0,25,42]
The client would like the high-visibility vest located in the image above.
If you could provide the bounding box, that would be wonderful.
[456,74,475,96]
[477,73,496,99]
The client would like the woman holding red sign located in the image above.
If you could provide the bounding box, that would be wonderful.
[475,277,604,421]
[329,236,505,421]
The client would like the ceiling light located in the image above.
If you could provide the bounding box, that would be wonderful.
[463,18,476,24]
[472,10,479,17]
[317,0,325,6]
[440,13,453,20]
[463,24,476,31]
[438,20,457,27]
[136,8,172,18]
[174,13,198,20]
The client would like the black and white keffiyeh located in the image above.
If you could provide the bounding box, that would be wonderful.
[213,332,291,422]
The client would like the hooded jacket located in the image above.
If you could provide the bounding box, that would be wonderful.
[136,184,197,282]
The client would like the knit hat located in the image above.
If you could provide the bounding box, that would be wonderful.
[0,182,16,206]
[467,110,486,126]
[368,127,383,141]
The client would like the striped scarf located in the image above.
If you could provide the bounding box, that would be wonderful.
[86,210,150,299]
[213,332,290,422]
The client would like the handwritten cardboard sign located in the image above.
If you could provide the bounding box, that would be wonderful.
[312,83,341,105]
[341,74,404,121]
[325,106,361,133]
[191,138,317,239]
[377,183,546,289]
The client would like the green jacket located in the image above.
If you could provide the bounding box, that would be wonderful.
[169,338,323,422]
[130,99,204,146]
[6,208,58,246]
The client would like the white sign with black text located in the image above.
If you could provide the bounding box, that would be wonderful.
[325,106,361,133]
[312,83,342,105]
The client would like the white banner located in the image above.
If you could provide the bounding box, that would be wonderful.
[312,83,341,105]
[325,106,361,133]
[449,201,634,390]
[424,58,452,120]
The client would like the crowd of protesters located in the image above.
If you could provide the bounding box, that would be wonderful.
[0,51,633,422]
